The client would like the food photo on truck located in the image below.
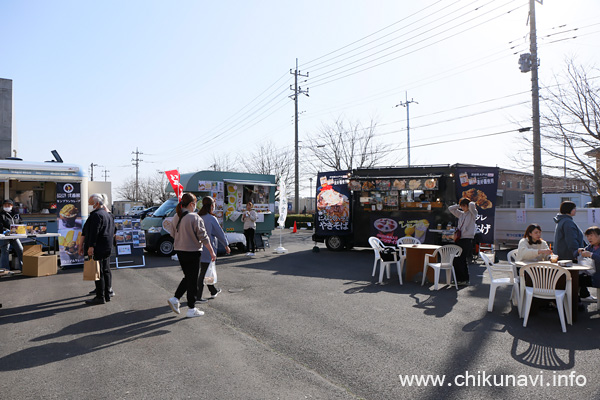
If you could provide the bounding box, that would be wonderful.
[312,164,499,251]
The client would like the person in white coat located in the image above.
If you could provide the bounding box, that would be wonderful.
[516,223,553,261]
[241,201,258,256]
[448,197,478,285]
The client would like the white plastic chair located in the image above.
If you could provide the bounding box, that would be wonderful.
[368,237,401,284]
[507,249,518,264]
[422,244,462,290]
[520,263,572,333]
[480,252,521,316]
[396,236,421,280]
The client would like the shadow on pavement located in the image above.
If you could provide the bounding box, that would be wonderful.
[0,306,180,371]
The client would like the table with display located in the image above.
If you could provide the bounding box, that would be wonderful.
[515,260,593,323]
[397,244,441,282]
[0,233,61,254]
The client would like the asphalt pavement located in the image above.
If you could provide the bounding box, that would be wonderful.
[1,229,599,400]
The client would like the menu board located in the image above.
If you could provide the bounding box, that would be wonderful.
[114,216,146,268]
[454,166,499,243]
[352,178,438,192]
[56,182,84,266]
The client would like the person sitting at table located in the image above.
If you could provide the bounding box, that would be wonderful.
[516,223,553,261]
[576,226,600,302]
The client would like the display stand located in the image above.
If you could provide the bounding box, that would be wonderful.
[114,216,147,269]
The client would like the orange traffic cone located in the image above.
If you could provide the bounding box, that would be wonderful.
[292,221,297,233]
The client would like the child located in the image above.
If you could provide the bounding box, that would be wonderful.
[576,226,600,302]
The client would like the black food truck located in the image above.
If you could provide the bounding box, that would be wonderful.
[312,164,499,251]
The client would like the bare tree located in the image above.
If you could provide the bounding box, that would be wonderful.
[240,141,294,193]
[115,177,137,202]
[302,116,392,174]
[203,154,239,172]
[518,60,600,196]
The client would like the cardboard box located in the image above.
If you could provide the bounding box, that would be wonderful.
[22,245,57,277]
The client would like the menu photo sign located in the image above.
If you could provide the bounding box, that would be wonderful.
[315,171,352,235]
[57,182,84,267]
[114,216,146,268]
[454,166,499,243]
[370,213,436,245]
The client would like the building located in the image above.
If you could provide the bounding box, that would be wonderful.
[0,78,14,159]
[497,168,591,208]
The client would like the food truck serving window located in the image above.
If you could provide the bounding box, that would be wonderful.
[7,180,58,214]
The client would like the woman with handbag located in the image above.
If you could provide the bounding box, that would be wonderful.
[448,197,478,285]
[197,196,230,302]
[166,193,216,318]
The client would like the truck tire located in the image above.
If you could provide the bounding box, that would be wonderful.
[157,237,175,257]
[325,235,345,251]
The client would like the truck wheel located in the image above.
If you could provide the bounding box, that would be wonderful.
[157,237,175,257]
[325,236,345,251]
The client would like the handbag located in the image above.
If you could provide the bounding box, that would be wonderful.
[204,261,218,285]
[83,258,100,281]
[379,247,397,262]
[453,229,462,242]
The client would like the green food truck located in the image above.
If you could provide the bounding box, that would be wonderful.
[141,170,277,256]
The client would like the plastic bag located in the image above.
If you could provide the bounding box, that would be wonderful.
[204,261,217,285]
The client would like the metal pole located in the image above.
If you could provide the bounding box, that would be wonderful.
[294,58,299,214]
[405,92,411,167]
[530,0,543,208]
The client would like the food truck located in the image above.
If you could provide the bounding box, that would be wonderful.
[141,170,277,256]
[0,158,90,267]
[312,164,499,251]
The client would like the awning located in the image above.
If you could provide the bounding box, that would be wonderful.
[223,179,277,187]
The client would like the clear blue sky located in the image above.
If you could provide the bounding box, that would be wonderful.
[2,0,599,197]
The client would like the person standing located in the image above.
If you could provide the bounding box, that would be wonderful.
[554,201,584,261]
[241,201,257,256]
[166,193,216,318]
[448,197,478,285]
[83,196,115,297]
[197,196,230,302]
[0,199,23,271]
[82,194,115,305]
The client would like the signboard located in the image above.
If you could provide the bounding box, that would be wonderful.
[370,212,436,245]
[114,216,145,268]
[56,182,84,266]
[315,171,351,236]
[454,166,499,243]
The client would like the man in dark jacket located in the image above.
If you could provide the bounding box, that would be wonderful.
[0,199,23,271]
[82,194,115,305]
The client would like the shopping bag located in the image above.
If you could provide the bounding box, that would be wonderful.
[83,258,100,281]
[204,261,217,285]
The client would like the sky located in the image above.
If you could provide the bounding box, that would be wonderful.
[2,0,600,199]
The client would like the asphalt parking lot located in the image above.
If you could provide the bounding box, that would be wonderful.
[1,230,599,400]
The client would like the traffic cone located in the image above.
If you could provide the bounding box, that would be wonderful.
[292,221,297,233]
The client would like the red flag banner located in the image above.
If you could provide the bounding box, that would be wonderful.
[165,170,184,201]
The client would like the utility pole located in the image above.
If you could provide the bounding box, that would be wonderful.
[290,58,309,213]
[395,92,418,167]
[102,168,110,182]
[131,148,143,201]
[89,163,99,181]
[530,0,542,208]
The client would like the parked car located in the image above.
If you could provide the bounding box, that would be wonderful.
[138,206,159,220]
[127,205,146,216]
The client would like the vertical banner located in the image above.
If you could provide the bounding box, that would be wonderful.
[165,170,183,201]
[56,182,84,266]
[315,171,351,237]
[454,166,499,243]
